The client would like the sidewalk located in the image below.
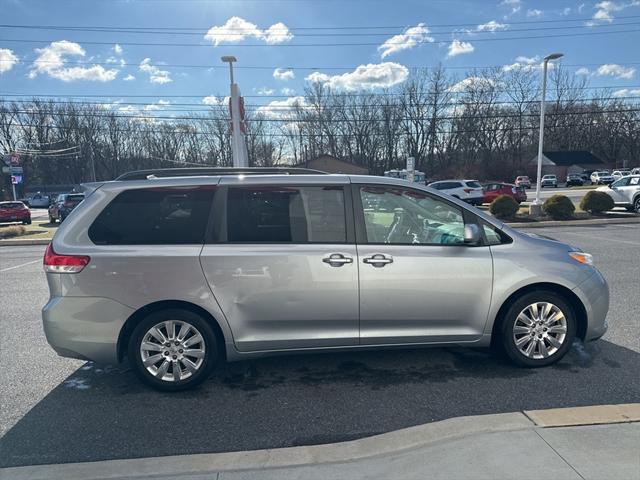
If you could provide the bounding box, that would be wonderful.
[3,404,638,480]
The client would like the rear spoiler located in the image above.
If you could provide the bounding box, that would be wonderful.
[80,182,105,198]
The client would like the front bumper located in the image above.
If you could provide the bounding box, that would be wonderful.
[572,269,609,342]
[42,296,135,364]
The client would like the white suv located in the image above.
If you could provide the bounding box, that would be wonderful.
[427,179,484,205]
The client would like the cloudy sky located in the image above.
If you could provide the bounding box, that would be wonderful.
[1,0,639,112]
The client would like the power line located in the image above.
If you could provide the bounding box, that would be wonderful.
[6,108,639,123]
[2,59,638,72]
[4,85,640,100]
[3,14,640,30]
[1,28,639,47]
[3,21,640,37]
[1,119,634,138]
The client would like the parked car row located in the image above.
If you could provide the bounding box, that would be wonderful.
[427,179,484,205]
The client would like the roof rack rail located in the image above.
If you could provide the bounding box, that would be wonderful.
[115,167,327,181]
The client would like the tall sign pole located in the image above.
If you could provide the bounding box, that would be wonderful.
[222,56,249,168]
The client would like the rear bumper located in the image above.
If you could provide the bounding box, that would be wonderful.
[42,296,134,364]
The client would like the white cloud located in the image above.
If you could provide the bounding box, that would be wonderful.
[113,44,123,55]
[29,41,118,82]
[378,23,434,59]
[502,55,540,72]
[256,87,275,95]
[477,20,508,32]
[500,0,522,14]
[613,88,640,97]
[256,96,307,119]
[273,68,295,81]
[0,48,18,74]
[280,87,295,95]
[305,62,409,91]
[596,63,636,79]
[561,7,572,15]
[448,77,496,93]
[526,9,543,17]
[204,16,293,46]
[123,74,135,81]
[202,95,229,106]
[575,67,591,76]
[144,99,170,111]
[447,40,474,58]
[139,58,172,84]
[591,0,639,22]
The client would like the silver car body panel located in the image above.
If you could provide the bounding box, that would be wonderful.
[42,174,609,365]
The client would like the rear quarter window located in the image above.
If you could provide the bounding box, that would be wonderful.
[88,186,215,245]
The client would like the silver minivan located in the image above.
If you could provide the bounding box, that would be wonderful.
[42,169,609,391]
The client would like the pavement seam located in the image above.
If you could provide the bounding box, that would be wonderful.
[533,429,586,480]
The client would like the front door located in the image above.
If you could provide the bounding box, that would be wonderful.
[354,183,494,345]
[200,180,359,352]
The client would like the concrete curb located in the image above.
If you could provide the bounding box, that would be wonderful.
[0,238,51,246]
[508,216,640,228]
[3,404,638,480]
[0,412,535,480]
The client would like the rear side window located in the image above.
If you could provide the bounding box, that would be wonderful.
[465,181,482,188]
[89,186,215,245]
[226,186,347,243]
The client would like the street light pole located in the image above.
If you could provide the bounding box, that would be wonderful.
[530,52,563,216]
[222,56,249,168]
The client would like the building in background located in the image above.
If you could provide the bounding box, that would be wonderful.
[529,151,609,178]
[292,154,369,175]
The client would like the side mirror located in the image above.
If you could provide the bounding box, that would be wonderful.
[464,224,481,245]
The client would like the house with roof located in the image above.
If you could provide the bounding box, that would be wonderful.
[529,151,609,178]
[291,154,369,175]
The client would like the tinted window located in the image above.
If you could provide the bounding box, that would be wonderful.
[89,186,215,245]
[226,186,346,243]
[0,202,24,209]
[359,186,465,245]
[466,181,482,188]
[66,194,84,204]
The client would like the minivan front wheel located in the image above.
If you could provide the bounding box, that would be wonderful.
[128,309,217,391]
[500,292,576,367]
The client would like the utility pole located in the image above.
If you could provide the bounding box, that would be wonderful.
[530,52,564,216]
[222,56,249,168]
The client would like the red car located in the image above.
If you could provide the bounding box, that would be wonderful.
[0,201,31,225]
[482,183,527,204]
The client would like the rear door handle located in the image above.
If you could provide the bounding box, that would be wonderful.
[363,254,393,267]
[323,253,353,267]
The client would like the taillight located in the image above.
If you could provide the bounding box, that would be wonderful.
[43,243,90,273]
[463,188,473,193]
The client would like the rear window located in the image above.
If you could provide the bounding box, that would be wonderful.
[465,181,482,188]
[89,186,215,245]
[0,202,24,209]
[66,194,84,203]
[226,186,347,243]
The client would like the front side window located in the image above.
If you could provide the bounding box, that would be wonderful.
[359,186,465,245]
[611,177,631,187]
[226,185,347,243]
[89,186,215,245]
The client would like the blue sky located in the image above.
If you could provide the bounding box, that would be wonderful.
[1,0,639,112]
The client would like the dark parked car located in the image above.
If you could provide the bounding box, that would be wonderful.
[482,182,527,204]
[566,173,584,187]
[49,193,84,223]
[0,201,31,225]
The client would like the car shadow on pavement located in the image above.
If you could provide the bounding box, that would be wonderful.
[1,340,638,468]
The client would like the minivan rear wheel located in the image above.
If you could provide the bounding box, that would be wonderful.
[500,291,576,367]
[128,309,218,391]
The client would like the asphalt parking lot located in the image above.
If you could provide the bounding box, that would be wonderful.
[0,223,638,468]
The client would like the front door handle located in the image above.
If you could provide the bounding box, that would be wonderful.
[323,253,353,267]
[363,254,393,267]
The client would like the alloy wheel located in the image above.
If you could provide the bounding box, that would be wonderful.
[513,302,567,360]
[140,320,206,382]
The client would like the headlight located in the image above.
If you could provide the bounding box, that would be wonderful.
[569,252,593,265]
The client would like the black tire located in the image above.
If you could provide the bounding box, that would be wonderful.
[23,219,31,225]
[128,309,219,391]
[498,291,576,368]
[634,197,640,214]
[49,216,55,224]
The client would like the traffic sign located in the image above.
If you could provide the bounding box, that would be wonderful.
[11,175,19,185]
[10,166,23,174]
